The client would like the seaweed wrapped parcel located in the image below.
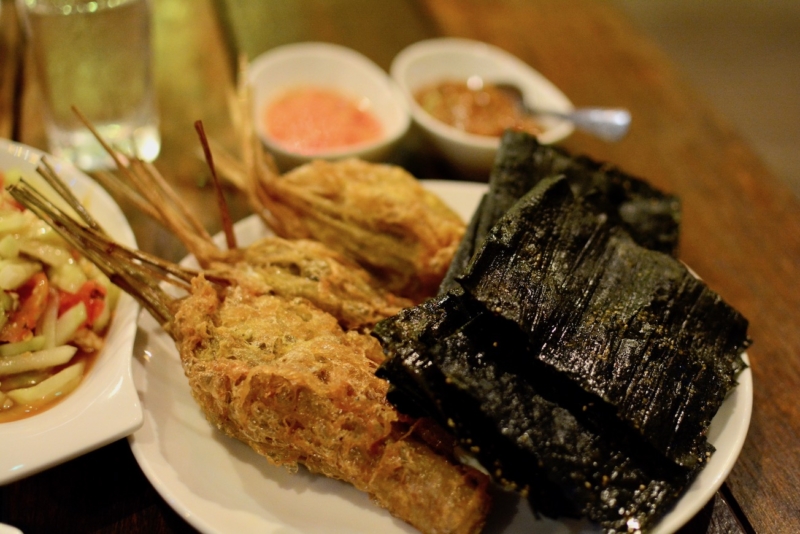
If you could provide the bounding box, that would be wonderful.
[375,133,749,533]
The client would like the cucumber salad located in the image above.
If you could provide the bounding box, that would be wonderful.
[0,169,119,422]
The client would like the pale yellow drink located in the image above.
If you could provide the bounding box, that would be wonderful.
[19,0,160,170]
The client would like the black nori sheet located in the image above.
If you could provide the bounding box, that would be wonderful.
[439,131,682,295]
[376,133,748,531]
[439,132,552,294]
[439,195,489,295]
[457,176,749,468]
[489,131,682,256]
[374,291,695,532]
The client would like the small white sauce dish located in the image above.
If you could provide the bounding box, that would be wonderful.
[0,140,141,485]
[391,38,574,176]
[247,42,411,170]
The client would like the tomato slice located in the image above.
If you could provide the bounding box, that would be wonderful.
[58,280,107,327]
[0,272,50,343]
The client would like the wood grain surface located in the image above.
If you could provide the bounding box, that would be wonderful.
[0,0,22,140]
[2,0,799,532]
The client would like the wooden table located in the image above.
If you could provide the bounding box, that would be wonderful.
[2,0,799,532]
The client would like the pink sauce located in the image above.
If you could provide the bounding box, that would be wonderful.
[263,87,383,155]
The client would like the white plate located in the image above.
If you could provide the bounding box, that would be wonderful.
[129,180,752,534]
[0,139,141,485]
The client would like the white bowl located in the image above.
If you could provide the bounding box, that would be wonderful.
[247,42,411,170]
[0,139,141,485]
[391,38,574,175]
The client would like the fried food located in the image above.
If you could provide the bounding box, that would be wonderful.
[10,181,492,534]
[177,275,490,533]
[90,157,411,332]
[212,74,466,302]
[210,237,413,334]
[216,152,466,301]
[269,159,465,301]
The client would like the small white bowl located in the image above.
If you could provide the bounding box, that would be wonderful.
[247,42,411,170]
[0,140,141,484]
[391,38,575,175]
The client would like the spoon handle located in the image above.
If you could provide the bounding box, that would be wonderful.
[539,108,631,142]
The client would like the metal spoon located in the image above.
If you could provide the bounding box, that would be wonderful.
[496,83,632,142]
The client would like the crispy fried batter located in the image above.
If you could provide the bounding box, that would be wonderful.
[172,275,491,534]
[216,75,466,301]
[212,150,466,301]
[90,157,412,331]
[255,159,465,301]
[206,236,413,333]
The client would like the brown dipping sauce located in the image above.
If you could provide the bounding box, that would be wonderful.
[414,79,543,138]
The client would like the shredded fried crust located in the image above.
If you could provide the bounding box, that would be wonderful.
[170,275,491,534]
[205,236,413,334]
[256,159,466,301]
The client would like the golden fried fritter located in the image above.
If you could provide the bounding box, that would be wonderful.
[171,275,491,534]
[206,236,413,333]
[261,159,465,301]
[90,156,412,331]
[214,151,466,302]
[218,72,466,301]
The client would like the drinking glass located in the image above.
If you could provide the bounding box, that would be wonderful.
[17,0,161,170]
